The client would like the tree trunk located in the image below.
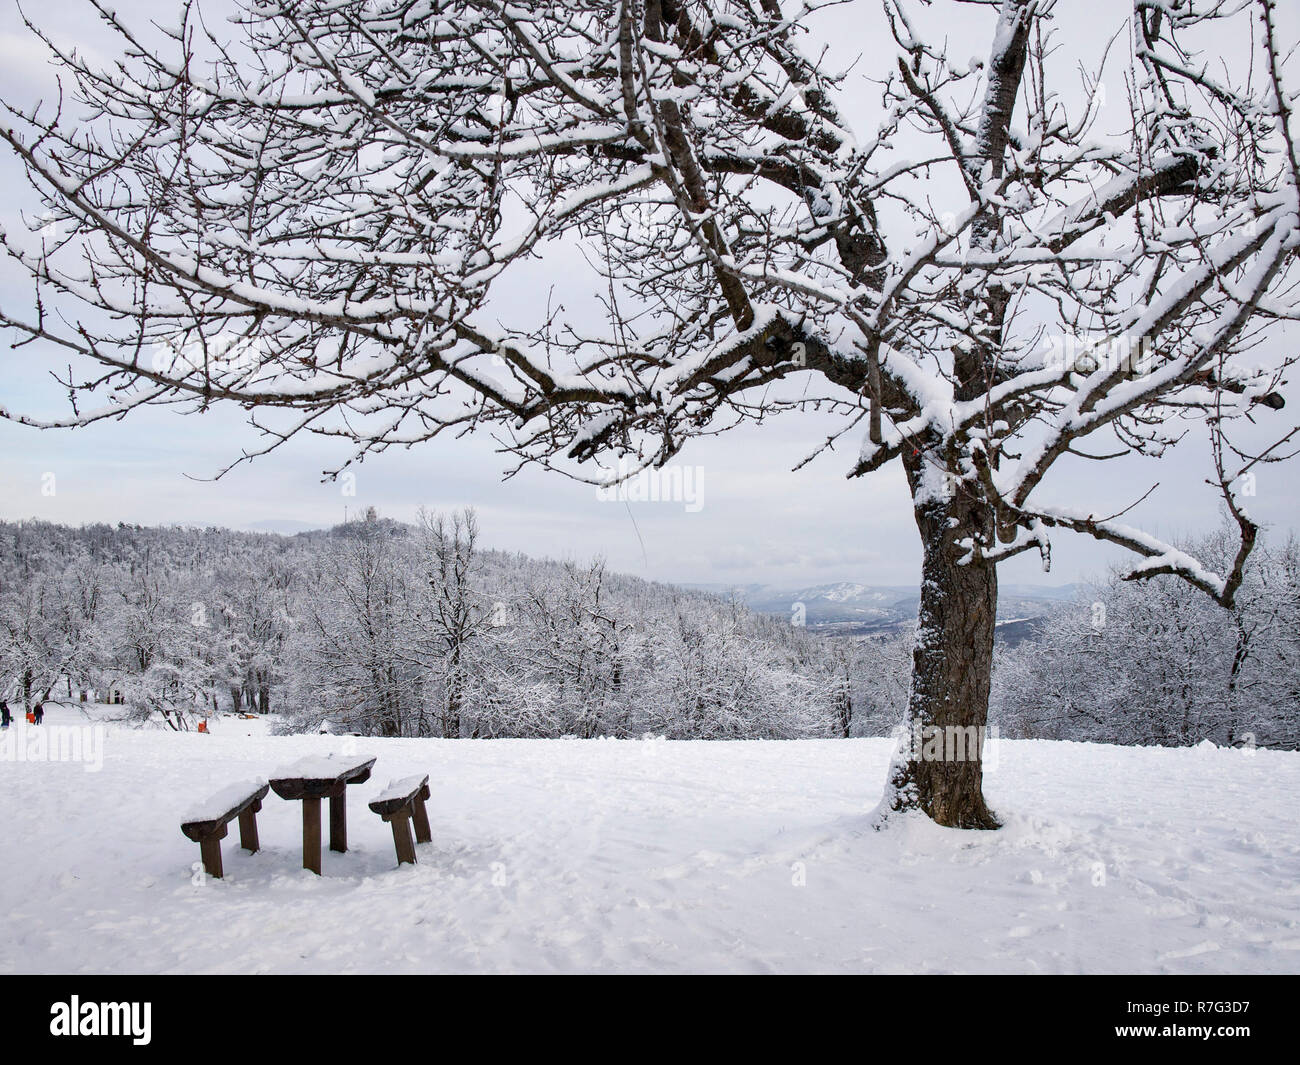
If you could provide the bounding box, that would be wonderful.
[444,646,462,739]
[835,672,852,739]
[881,460,1000,829]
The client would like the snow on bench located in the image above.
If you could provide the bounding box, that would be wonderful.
[182,779,269,828]
[180,779,270,879]
[370,775,430,813]
[368,774,431,866]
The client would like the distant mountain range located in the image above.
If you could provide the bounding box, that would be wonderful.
[682,580,1078,641]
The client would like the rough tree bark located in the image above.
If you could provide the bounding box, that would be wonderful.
[882,451,1000,828]
[444,647,463,740]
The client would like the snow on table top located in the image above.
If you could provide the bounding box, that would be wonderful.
[372,775,428,805]
[269,753,373,781]
[182,778,267,825]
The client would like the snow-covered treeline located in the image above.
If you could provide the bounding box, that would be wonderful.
[6,511,1293,747]
[0,511,906,739]
[994,530,1300,750]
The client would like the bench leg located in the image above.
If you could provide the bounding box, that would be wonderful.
[199,825,227,879]
[411,793,432,845]
[302,797,322,875]
[329,789,347,853]
[238,802,261,853]
[385,811,417,865]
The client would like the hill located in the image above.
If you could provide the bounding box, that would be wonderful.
[0,516,906,740]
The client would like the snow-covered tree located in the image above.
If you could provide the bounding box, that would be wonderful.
[211,550,296,714]
[995,528,1300,748]
[293,514,425,736]
[2,0,1299,824]
[412,508,490,737]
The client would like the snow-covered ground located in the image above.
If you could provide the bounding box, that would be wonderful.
[1,702,1298,974]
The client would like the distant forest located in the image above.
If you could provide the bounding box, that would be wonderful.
[0,511,890,739]
[0,514,1294,748]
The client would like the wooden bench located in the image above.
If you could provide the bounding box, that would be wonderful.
[180,780,269,879]
[269,754,376,874]
[368,775,432,865]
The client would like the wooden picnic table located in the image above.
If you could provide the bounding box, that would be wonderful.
[268,753,376,874]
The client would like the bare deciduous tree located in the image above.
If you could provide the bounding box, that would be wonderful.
[1,0,1298,826]
[415,507,488,737]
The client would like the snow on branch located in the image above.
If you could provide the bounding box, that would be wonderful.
[0,0,1293,589]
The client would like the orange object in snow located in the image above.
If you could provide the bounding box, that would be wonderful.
[26,712,35,724]
[197,720,209,734]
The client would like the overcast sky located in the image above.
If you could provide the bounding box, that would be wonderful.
[0,0,1296,590]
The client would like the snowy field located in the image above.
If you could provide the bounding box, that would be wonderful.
[1,703,1298,974]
